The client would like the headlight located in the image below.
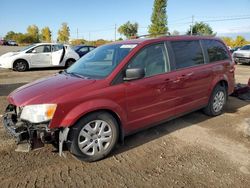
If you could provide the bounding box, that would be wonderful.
[20,104,57,123]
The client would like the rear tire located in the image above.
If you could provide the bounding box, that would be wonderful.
[68,112,118,162]
[65,59,76,68]
[13,60,29,71]
[203,84,227,116]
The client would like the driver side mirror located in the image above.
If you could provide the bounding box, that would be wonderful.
[123,68,145,81]
[32,49,37,53]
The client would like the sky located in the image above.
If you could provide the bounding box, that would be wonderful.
[0,0,250,41]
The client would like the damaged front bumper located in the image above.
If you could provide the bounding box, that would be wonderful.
[3,104,60,152]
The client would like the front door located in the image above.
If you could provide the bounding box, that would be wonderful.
[124,43,179,132]
[30,45,52,67]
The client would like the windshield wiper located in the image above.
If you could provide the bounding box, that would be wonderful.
[59,70,90,79]
[67,71,90,79]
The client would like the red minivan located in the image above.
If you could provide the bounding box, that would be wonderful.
[3,36,235,162]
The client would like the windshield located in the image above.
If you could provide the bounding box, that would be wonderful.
[67,44,136,79]
[240,45,250,50]
[19,44,36,52]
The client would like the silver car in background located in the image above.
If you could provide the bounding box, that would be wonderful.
[233,44,250,64]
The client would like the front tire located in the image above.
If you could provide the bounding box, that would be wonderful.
[13,60,29,72]
[68,112,119,162]
[203,84,227,116]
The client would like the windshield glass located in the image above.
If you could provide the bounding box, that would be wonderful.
[241,45,250,50]
[67,44,136,79]
[19,44,36,52]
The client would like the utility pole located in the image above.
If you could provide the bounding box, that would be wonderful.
[190,15,194,36]
[114,24,117,41]
[77,28,79,39]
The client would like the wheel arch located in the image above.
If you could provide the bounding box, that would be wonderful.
[65,58,77,67]
[13,58,30,69]
[66,58,76,63]
[208,77,229,101]
[73,109,125,142]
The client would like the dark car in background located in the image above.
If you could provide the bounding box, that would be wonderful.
[73,45,96,57]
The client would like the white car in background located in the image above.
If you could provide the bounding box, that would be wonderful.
[232,44,250,64]
[0,43,80,71]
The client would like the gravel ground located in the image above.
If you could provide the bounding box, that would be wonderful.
[0,46,250,187]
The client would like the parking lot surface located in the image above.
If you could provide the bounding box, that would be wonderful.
[0,46,250,187]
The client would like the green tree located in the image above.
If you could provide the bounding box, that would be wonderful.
[221,37,234,47]
[70,39,87,45]
[187,22,215,36]
[234,35,247,47]
[4,31,16,40]
[41,27,52,42]
[16,33,34,44]
[27,25,40,42]
[57,22,70,43]
[148,0,168,36]
[118,21,138,39]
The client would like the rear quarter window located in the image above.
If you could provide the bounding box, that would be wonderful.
[202,40,229,63]
[171,40,204,69]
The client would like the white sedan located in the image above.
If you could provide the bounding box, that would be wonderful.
[0,43,80,71]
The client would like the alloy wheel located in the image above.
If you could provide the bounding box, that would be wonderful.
[78,120,113,156]
[212,91,225,113]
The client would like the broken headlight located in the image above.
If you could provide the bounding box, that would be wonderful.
[20,104,57,123]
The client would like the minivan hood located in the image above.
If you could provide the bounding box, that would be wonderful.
[8,73,96,106]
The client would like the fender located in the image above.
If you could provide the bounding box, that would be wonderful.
[208,74,229,99]
[49,99,127,130]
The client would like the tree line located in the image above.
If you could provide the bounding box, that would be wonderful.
[4,23,70,44]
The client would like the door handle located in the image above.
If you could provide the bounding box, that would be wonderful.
[186,72,194,77]
[177,72,194,80]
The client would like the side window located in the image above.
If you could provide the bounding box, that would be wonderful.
[52,45,63,52]
[171,40,204,69]
[128,43,169,77]
[203,40,229,62]
[89,47,95,51]
[79,47,89,53]
[33,45,51,53]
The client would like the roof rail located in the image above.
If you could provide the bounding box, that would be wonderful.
[131,32,171,39]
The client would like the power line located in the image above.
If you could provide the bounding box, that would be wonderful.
[201,16,250,23]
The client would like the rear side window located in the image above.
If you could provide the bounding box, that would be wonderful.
[171,40,204,69]
[203,40,229,62]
